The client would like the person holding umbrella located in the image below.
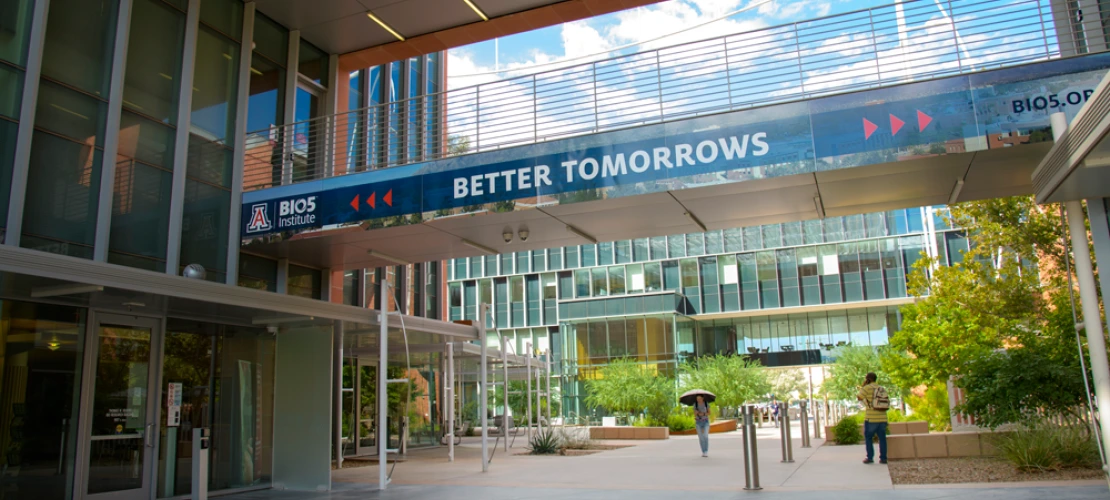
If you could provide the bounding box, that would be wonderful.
[680,389,716,457]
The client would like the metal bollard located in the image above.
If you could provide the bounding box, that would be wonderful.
[779,402,794,463]
[813,406,822,439]
[800,401,811,448]
[741,405,762,491]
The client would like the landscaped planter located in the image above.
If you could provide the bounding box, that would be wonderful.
[670,419,737,435]
[589,426,669,440]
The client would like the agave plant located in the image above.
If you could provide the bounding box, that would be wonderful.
[529,428,560,455]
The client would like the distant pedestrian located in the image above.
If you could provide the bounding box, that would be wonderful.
[694,395,711,457]
[856,372,890,464]
[771,401,780,428]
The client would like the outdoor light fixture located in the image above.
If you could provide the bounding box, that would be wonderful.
[502,227,513,243]
[462,238,498,255]
[948,178,965,205]
[463,0,489,21]
[30,284,103,298]
[683,211,707,232]
[813,195,826,219]
[518,227,529,242]
[367,11,405,42]
[565,225,598,244]
[367,249,409,265]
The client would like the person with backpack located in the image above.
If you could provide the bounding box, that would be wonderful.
[856,372,890,464]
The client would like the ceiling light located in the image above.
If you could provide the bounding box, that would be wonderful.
[502,227,513,243]
[813,195,825,219]
[31,284,103,298]
[948,178,965,205]
[368,249,409,265]
[367,11,405,42]
[565,225,597,244]
[462,238,497,255]
[518,227,529,242]
[683,211,707,232]
[464,0,489,21]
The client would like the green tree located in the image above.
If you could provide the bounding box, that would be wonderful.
[448,134,471,156]
[885,196,1098,428]
[584,358,673,423]
[679,355,770,410]
[767,368,807,401]
[824,345,901,401]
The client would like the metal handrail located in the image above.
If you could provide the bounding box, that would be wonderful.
[241,0,1109,192]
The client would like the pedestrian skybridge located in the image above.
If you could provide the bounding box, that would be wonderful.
[237,0,1110,270]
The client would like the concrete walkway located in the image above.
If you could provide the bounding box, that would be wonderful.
[226,421,1108,499]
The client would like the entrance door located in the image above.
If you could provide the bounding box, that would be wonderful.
[83,314,160,500]
[342,359,378,457]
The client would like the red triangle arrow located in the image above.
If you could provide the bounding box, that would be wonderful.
[890,114,905,136]
[350,194,360,211]
[367,192,376,209]
[383,189,393,207]
[917,110,932,131]
[863,118,878,140]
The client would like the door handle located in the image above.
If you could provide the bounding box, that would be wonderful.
[145,423,154,448]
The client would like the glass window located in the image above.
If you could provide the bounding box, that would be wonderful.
[644,262,662,292]
[804,220,823,244]
[609,266,626,295]
[575,269,591,298]
[592,267,608,296]
[615,240,631,264]
[668,234,686,258]
[705,230,723,254]
[122,0,185,121]
[287,264,322,298]
[680,258,699,288]
[178,179,231,282]
[782,221,803,247]
[298,38,328,86]
[686,233,704,256]
[724,228,743,253]
[238,252,278,291]
[251,13,287,65]
[532,250,546,272]
[108,153,173,270]
[718,254,738,284]
[191,27,239,145]
[564,246,579,268]
[580,244,596,267]
[598,242,614,265]
[0,0,36,67]
[22,128,103,258]
[627,264,644,293]
[200,0,243,40]
[824,217,845,242]
[40,0,120,96]
[388,62,401,164]
[632,239,649,262]
[662,260,680,290]
[160,319,274,494]
[0,301,86,500]
[761,224,782,248]
[548,248,563,270]
[743,226,761,250]
[650,236,667,260]
[516,251,530,274]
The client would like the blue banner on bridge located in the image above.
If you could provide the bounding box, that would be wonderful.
[242,53,1110,239]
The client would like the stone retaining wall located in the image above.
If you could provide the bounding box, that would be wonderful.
[670,419,738,435]
[886,431,1008,459]
[589,426,670,440]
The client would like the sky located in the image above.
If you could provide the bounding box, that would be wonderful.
[446,0,898,89]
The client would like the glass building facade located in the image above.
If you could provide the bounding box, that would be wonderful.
[0,0,449,497]
[446,207,970,417]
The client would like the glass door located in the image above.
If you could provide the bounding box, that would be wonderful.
[84,314,160,500]
[356,361,376,456]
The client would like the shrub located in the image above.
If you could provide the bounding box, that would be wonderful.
[666,412,696,432]
[529,428,561,455]
[993,422,1101,471]
[906,383,951,432]
[833,414,863,445]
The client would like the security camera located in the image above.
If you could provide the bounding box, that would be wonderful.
[518,227,529,242]
[502,227,513,243]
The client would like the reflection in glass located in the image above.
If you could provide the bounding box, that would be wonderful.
[0,301,85,500]
[88,324,151,495]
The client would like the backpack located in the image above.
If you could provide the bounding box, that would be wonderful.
[870,385,890,411]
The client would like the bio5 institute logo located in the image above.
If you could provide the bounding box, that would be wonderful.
[246,203,272,233]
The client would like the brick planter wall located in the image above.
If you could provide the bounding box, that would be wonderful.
[670,419,738,435]
[589,426,670,440]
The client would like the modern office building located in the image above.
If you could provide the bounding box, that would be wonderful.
[445,206,969,418]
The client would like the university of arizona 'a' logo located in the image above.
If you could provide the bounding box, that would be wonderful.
[246,203,272,233]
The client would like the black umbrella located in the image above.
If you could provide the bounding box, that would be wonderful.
[679,389,716,406]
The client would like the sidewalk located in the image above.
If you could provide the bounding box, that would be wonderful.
[225,421,1108,499]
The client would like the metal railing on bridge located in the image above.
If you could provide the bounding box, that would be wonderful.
[242,0,1109,192]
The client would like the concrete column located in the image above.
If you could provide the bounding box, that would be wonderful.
[1053,112,1110,477]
